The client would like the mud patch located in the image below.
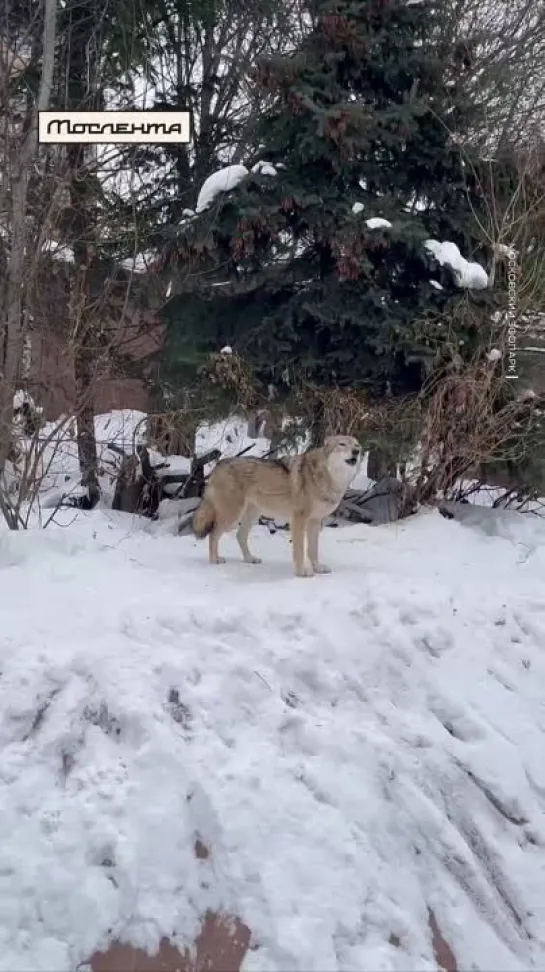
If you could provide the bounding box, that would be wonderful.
[89,912,252,972]
[428,908,458,972]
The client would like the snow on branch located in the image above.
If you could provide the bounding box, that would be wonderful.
[195,164,249,214]
[424,240,489,290]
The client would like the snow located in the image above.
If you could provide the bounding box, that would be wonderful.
[220,345,233,355]
[429,280,443,291]
[494,243,517,260]
[251,161,277,177]
[424,240,489,290]
[119,252,157,274]
[4,409,545,968]
[193,417,273,482]
[159,455,191,476]
[42,240,75,264]
[6,411,281,517]
[195,165,249,214]
[41,241,158,275]
[366,217,393,229]
[352,202,364,215]
[6,410,151,512]
[2,499,545,969]
[179,208,196,228]
[487,348,502,362]
[404,194,431,213]
[13,389,38,411]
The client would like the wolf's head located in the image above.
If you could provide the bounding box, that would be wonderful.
[323,435,362,485]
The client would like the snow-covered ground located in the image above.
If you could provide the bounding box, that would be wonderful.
[1,483,545,968]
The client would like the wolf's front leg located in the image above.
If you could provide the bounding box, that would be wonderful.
[291,515,313,577]
[307,518,331,574]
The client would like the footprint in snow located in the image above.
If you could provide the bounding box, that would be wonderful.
[165,688,193,737]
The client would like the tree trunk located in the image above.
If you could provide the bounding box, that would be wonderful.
[74,339,100,507]
[309,400,326,448]
[64,0,105,506]
[68,206,101,507]
[0,0,57,483]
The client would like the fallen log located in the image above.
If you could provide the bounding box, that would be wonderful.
[170,448,222,499]
[111,445,162,519]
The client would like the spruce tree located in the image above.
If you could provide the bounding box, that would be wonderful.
[162,0,489,398]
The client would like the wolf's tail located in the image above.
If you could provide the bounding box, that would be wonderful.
[191,496,216,539]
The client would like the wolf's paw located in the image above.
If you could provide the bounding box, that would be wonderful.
[312,562,332,574]
[244,556,262,565]
[211,556,227,565]
[295,565,314,578]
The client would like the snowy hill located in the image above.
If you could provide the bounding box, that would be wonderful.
[1,500,545,970]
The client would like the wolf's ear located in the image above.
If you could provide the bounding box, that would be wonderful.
[323,436,340,455]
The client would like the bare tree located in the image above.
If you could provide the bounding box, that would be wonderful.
[58,0,109,506]
[439,0,545,152]
[0,0,57,475]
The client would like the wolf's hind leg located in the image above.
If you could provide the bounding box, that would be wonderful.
[236,504,261,564]
[209,527,227,564]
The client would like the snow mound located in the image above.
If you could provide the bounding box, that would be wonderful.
[196,416,271,464]
[195,165,249,213]
[425,240,489,289]
[440,499,545,548]
[352,202,364,214]
[1,511,545,968]
[22,410,150,512]
[93,409,147,448]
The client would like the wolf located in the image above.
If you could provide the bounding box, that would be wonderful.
[191,435,362,577]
